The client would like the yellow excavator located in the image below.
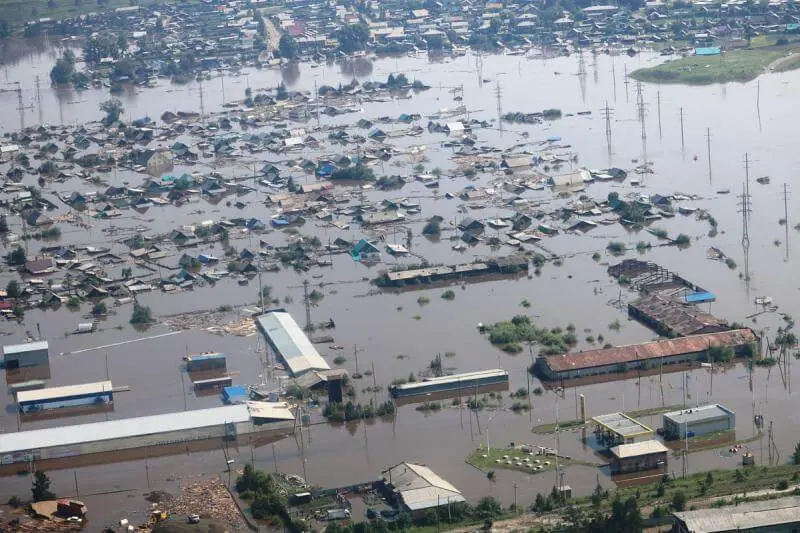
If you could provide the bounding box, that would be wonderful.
[147,510,169,526]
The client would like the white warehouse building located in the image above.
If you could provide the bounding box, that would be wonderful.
[662,404,735,440]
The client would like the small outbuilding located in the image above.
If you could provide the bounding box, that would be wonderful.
[609,440,668,474]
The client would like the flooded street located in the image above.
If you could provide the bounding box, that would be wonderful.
[1,38,800,527]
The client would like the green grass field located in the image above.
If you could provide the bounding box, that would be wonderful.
[467,447,601,475]
[632,37,800,85]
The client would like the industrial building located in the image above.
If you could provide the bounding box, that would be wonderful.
[2,340,49,369]
[609,440,668,474]
[534,329,756,381]
[0,401,295,474]
[592,412,654,446]
[662,404,735,440]
[185,352,226,372]
[292,368,348,403]
[16,381,113,413]
[379,462,465,517]
[255,310,330,377]
[673,495,800,533]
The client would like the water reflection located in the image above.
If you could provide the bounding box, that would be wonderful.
[338,57,373,79]
[281,61,301,87]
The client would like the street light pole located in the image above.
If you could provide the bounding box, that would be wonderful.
[486,415,494,453]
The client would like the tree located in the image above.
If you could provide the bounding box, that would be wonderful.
[0,214,9,233]
[475,496,502,519]
[278,34,298,60]
[100,98,124,125]
[793,441,800,465]
[121,266,132,278]
[31,471,55,501]
[6,280,21,299]
[7,246,26,266]
[671,490,687,511]
[336,23,370,53]
[50,51,76,85]
[0,19,10,39]
[92,301,107,315]
[130,302,153,324]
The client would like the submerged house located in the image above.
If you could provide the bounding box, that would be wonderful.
[351,239,382,262]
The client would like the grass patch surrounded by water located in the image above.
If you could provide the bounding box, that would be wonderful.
[632,40,800,85]
[467,447,601,475]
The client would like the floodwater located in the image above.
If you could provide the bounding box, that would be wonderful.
[1,37,800,526]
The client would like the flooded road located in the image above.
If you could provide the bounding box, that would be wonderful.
[0,39,799,526]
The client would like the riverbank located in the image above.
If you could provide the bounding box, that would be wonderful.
[632,39,800,85]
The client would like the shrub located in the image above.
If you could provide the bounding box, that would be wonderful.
[606,241,626,256]
[675,233,691,245]
[441,289,455,300]
[130,302,153,324]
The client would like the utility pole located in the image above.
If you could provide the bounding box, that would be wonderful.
[221,75,226,106]
[35,75,42,126]
[623,63,629,103]
[495,79,503,134]
[198,81,206,125]
[302,279,312,332]
[602,101,613,155]
[739,168,752,283]
[706,128,712,183]
[657,90,662,138]
[782,183,791,260]
[679,107,685,152]
[16,82,24,131]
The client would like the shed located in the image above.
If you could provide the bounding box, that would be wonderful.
[17,380,113,413]
[592,412,654,446]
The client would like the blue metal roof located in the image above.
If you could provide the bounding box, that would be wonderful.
[685,291,715,303]
[695,47,721,56]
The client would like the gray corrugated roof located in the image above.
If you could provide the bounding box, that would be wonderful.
[674,496,800,532]
[3,340,49,356]
[663,404,734,425]
[255,311,330,376]
[0,404,252,455]
[382,462,465,511]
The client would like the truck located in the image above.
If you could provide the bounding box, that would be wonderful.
[327,509,351,521]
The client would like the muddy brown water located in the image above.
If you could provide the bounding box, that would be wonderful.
[0,40,799,527]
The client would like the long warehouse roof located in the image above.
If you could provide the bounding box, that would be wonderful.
[3,340,49,356]
[674,495,800,532]
[255,311,329,376]
[392,369,507,391]
[0,402,292,455]
[543,329,755,373]
[16,381,113,404]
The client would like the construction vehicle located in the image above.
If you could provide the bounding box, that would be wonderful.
[147,510,169,525]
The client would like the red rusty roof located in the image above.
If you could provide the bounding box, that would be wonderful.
[543,329,756,373]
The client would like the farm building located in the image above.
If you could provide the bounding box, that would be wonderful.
[534,329,756,381]
[609,440,668,474]
[255,309,330,377]
[379,462,465,517]
[662,404,735,440]
[16,381,113,413]
[3,341,49,369]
